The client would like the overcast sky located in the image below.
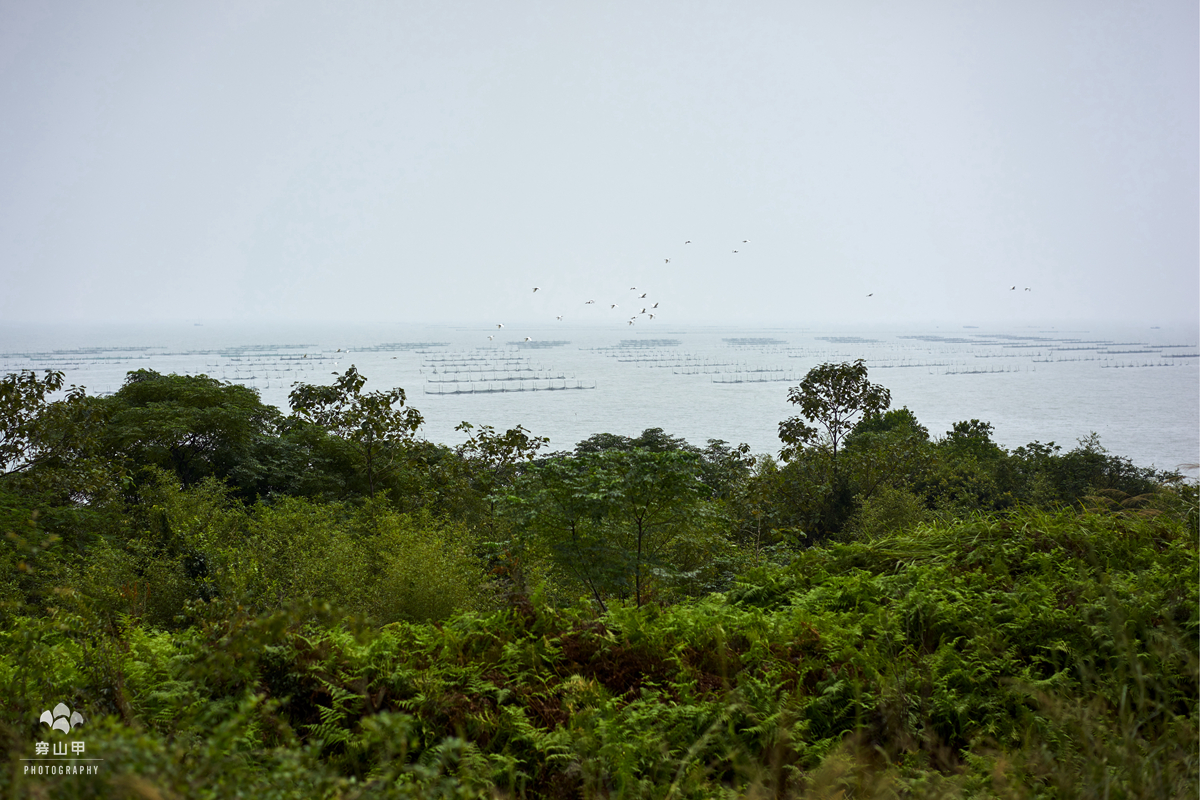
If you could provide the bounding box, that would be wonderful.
[1,1,1196,327]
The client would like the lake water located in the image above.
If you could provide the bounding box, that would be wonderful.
[1,321,1196,472]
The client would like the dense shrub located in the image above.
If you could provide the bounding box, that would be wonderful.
[2,507,1194,798]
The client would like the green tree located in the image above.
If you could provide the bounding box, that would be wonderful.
[456,422,548,535]
[841,406,933,514]
[922,419,1013,513]
[696,438,755,501]
[1,369,119,510]
[778,359,891,462]
[1,370,75,476]
[104,370,282,491]
[573,427,692,456]
[942,419,1004,460]
[774,361,892,541]
[500,456,612,609]
[845,483,931,538]
[239,416,361,501]
[572,428,753,505]
[457,423,548,479]
[844,406,928,442]
[766,452,856,543]
[1006,433,1164,509]
[503,448,709,609]
[289,367,423,497]
[226,497,484,623]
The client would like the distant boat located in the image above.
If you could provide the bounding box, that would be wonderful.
[963,325,979,329]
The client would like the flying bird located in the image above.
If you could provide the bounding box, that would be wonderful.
[1010,286,1016,290]
[556,315,563,320]
[611,304,618,309]
[639,292,647,298]
[533,287,539,292]
[648,314,655,319]
[664,258,670,263]
[652,302,658,308]
[867,293,873,297]
[487,335,494,341]
[684,240,691,244]
[630,287,637,291]
[497,323,504,328]
[732,250,739,253]
[524,337,532,342]
[585,299,595,304]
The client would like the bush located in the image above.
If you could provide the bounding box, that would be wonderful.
[845,485,930,540]
[225,497,489,624]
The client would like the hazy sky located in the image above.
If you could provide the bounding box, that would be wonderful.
[2,1,1196,327]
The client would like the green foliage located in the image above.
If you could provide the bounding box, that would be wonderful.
[1,364,1196,798]
[33,473,490,631]
[574,428,755,505]
[0,612,88,726]
[845,484,930,539]
[764,453,854,543]
[93,473,244,627]
[779,359,892,461]
[1,370,121,512]
[769,363,900,541]
[1,508,1196,798]
[456,423,548,489]
[242,416,363,501]
[574,428,692,455]
[225,495,488,624]
[0,369,67,475]
[455,421,548,537]
[103,369,283,493]
[944,418,1005,459]
[845,406,929,442]
[289,366,423,497]
[502,448,714,610]
[842,411,933,504]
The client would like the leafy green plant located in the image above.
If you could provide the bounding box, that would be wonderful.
[502,448,713,610]
[289,366,423,497]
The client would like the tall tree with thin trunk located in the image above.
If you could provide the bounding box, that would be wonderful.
[502,448,707,609]
[778,359,891,463]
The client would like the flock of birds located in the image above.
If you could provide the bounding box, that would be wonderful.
[490,238,756,337]
[486,237,1034,340]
